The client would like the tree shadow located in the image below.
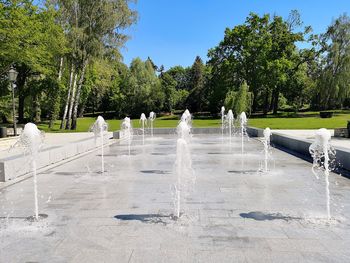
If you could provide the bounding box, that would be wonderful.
[228,170,257,174]
[140,170,170,174]
[239,211,301,221]
[114,214,171,225]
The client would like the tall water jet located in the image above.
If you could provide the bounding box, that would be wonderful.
[12,123,44,220]
[173,138,195,219]
[309,128,336,220]
[121,117,133,155]
[177,118,191,142]
[184,109,192,127]
[239,112,247,154]
[149,111,156,137]
[221,106,225,139]
[262,127,272,172]
[227,110,234,144]
[90,116,108,173]
[140,113,147,145]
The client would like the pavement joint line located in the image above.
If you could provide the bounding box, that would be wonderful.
[0,139,118,190]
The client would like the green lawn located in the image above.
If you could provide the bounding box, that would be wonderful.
[37,117,221,133]
[37,112,350,133]
[249,112,350,129]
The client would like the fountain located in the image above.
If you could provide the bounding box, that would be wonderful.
[262,127,272,172]
[183,109,192,128]
[173,137,195,219]
[149,111,156,137]
[90,116,108,173]
[226,109,234,144]
[177,116,191,142]
[140,113,147,145]
[239,112,247,154]
[12,123,44,221]
[221,106,225,139]
[309,128,336,220]
[121,117,133,155]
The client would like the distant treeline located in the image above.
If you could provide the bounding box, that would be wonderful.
[0,1,349,129]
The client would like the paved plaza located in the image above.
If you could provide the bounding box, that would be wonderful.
[1,134,350,262]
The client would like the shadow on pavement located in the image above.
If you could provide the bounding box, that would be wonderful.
[240,211,301,221]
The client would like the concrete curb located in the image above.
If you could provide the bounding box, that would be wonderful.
[113,127,263,139]
[0,139,116,189]
[270,131,350,176]
[0,134,113,182]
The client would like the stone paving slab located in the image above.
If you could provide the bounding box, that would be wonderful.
[1,134,350,262]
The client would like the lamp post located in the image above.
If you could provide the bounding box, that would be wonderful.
[8,66,18,136]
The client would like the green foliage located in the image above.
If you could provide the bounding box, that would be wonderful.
[316,14,350,109]
[186,56,207,112]
[122,57,163,116]
[224,81,252,115]
[160,72,177,112]
[207,11,312,114]
[0,1,66,73]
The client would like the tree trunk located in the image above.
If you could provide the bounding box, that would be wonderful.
[252,89,258,113]
[33,94,41,123]
[78,103,85,118]
[60,63,74,129]
[263,87,269,115]
[18,94,25,123]
[71,59,88,130]
[66,72,78,130]
[57,57,64,81]
[49,57,64,129]
[269,91,275,112]
[17,68,28,123]
[272,89,279,115]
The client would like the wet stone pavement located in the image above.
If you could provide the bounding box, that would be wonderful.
[1,134,350,262]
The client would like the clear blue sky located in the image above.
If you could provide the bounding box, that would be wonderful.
[121,0,350,70]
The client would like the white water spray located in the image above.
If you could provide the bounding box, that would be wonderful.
[221,106,225,139]
[309,128,336,220]
[262,127,272,172]
[90,116,108,173]
[121,117,133,155]
[227,110,234,144]
[13,123,44,220]
[173,138,195,219]
[177,116,191,142]
[140,113,147,145]
[149,111,156,137]
[180,109,192,129]
[240,112,247,154]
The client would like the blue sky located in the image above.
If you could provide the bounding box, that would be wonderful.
[121,0,350,70]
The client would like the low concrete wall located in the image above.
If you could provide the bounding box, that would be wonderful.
[0,135,110,182]
[113,127,263,139]
[271,132,350,175]
[246,127,264,137]
[334,128,349,138]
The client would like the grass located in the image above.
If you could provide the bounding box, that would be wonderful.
[249,111,350,129]
[37,117,221,133]
[36,111,350,132]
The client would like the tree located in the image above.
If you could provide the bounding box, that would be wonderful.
[160,72,177,112]
[317,14,350,109]
[224,81,252,115]
[56,0,137,129]
[207,12,312,114]
[0,0,67,123]
[187,56,207,112]
[123,58,164,116]
[167,65,191,90]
